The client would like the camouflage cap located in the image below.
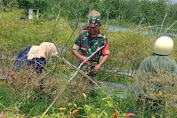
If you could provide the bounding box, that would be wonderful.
[89,16,101,28]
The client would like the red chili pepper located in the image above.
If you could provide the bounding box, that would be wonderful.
[2,112,5,118]
[125,113,135,117]
[114,112,118,118]
[19,114,25,118]
[72,109,79,115]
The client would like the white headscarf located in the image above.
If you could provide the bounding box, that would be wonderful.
[27,42,58,61]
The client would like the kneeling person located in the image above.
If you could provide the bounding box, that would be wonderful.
[14,42,58,74]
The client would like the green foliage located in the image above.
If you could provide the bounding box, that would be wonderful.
[133,70,177,117]
[0,9,72,55]
[105,31,153,70]
[16,0,52,12]
[1,8,177,118]
[140,0,167,24]
[166,3,177,27]
[1,0,177,26]
[0,84,17,109]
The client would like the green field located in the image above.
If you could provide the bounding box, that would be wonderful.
[0,8,177,118]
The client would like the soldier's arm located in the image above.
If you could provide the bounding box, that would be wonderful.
[94,40,110,74]
[72,34,86,62]
[99,39,110,66]
[98,55,109,67]
[72,49,87,62]
[94,55,108,74]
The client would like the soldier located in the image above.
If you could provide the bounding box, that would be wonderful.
[73,16,110,78]
[80,10,101,33]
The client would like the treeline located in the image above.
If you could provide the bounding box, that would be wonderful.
[1,0,177,25]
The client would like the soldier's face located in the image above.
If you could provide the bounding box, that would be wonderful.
[89,25,100,36]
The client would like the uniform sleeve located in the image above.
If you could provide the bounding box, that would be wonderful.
[102,39,110,55]
[73,35,81,51]
[172,60,177,77]
[136,58,149,73]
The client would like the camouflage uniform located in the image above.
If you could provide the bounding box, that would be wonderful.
[73,31,108,77]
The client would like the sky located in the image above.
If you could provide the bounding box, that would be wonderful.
[144,0,177,4]
[152,0,177,3]
[171,0,177,3]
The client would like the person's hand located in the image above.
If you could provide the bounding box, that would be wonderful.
[81,56,90,65]
[94,64,101,74]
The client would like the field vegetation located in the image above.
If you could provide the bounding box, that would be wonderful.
[0,0,177,117]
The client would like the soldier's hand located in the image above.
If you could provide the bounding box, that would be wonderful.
[94,65,101,74]
[82,56,90,65]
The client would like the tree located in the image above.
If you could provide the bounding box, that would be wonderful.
[16,0,51,12]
